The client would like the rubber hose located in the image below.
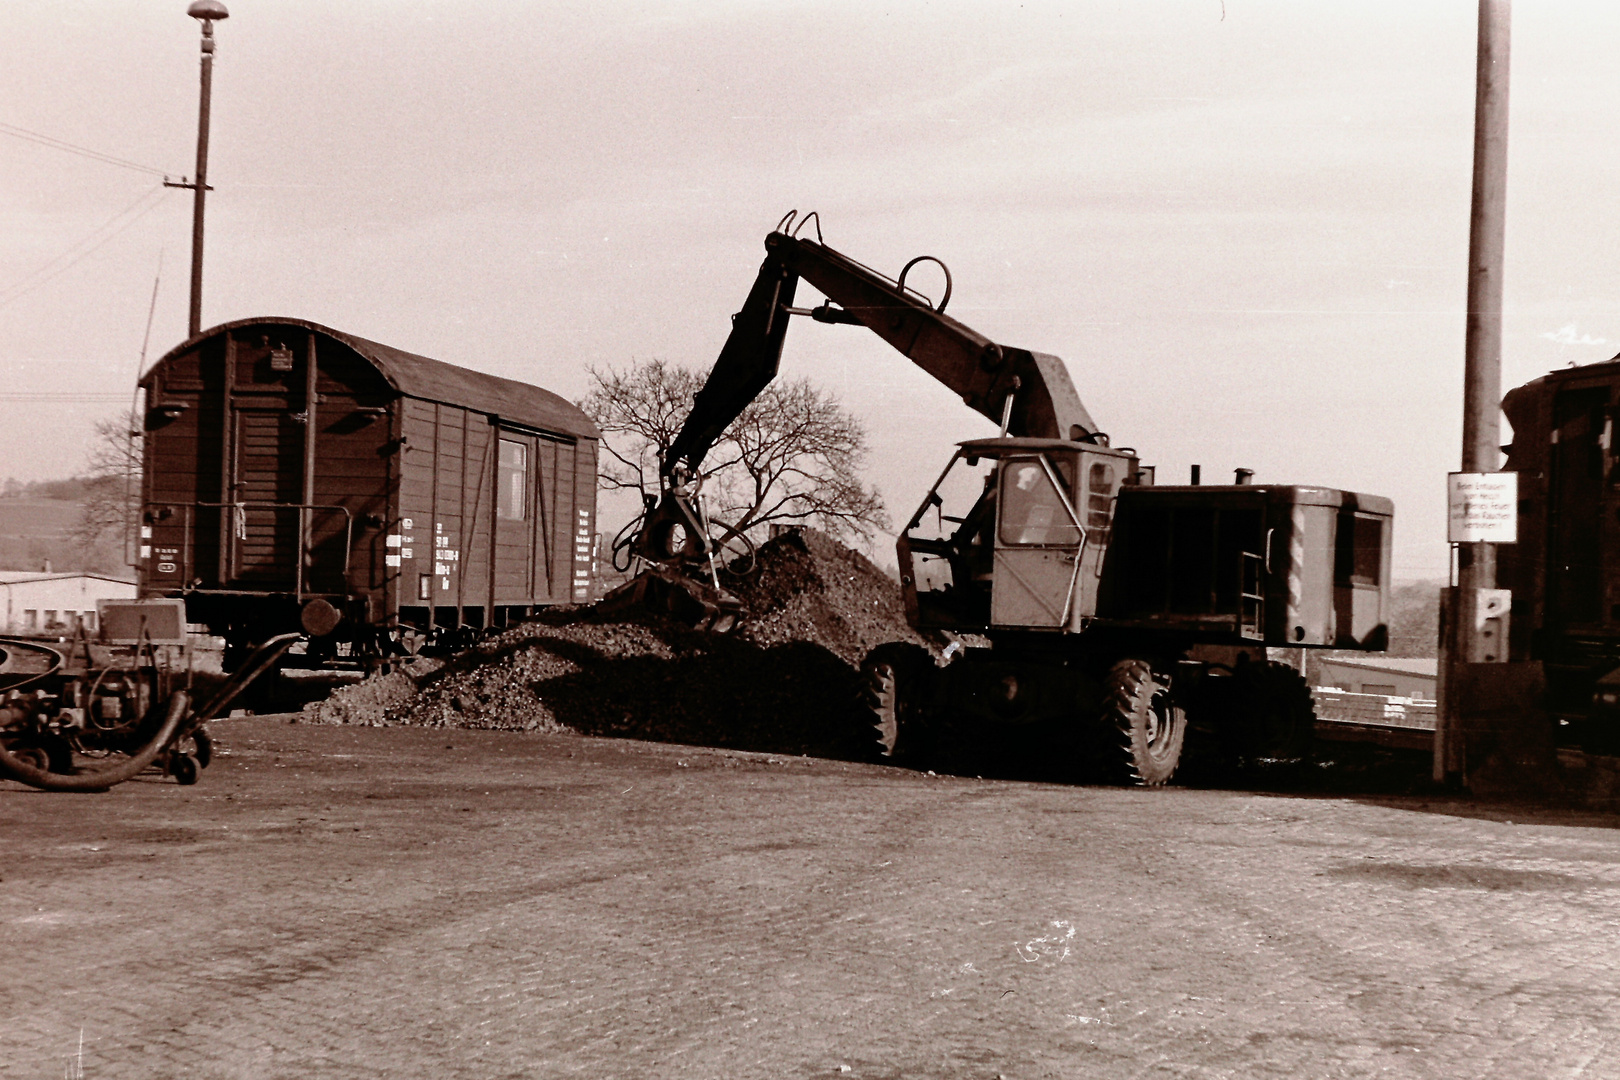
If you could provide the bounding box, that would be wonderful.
[0,691,190,793]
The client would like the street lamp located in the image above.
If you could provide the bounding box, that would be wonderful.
[184,0,228,338]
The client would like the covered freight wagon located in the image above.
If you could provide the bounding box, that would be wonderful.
[138,317,598,665]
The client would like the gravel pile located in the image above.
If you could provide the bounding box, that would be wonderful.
[304,529,930,759]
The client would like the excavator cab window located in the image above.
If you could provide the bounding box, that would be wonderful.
[998,456,1081,547]
[1087,462,1116,525]
[899,451,1000,628]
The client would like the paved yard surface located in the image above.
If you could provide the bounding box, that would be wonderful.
[2,718,1618,1080]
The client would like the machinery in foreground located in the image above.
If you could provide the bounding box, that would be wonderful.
[620,213,1394,784]
[0,598,292,791]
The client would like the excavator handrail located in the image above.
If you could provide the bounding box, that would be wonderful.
[896,254,952,314]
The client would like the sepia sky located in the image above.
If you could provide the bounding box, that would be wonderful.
[3,0,1619,580]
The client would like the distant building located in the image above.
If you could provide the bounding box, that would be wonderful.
[1313,656,1437,700]
[0,572,136,635]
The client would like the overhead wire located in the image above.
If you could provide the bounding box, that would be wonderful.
[0,123,180,484]
[0,121,174,179]
[0,182,172,311]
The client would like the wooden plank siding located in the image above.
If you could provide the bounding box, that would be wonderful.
[143,334,227,590]
[306,337,392,604]
[494,430,539,603]
[139,318,598,641]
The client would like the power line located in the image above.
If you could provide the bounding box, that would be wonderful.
[0,183,172,311]
[0,121,175,179]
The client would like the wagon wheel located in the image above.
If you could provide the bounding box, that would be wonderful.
[2,739,49,773]
[1104,658,1185,787]
[0,730,74,775]
[168,752,199,786]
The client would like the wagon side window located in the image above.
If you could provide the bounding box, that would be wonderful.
[498,439,528,521]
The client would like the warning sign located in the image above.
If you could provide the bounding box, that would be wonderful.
[1448,472,1517,543]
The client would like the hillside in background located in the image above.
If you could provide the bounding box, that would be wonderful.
[0,476,130,577]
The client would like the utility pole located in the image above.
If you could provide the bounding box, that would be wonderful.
[168,1,229,339]
[1437,0,1512,782]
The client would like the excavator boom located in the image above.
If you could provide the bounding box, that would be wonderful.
[767,232,1099,443]
[615,217,1106,632]
[663,227,1100,479]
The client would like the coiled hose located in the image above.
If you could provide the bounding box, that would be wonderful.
[0,691,189,793]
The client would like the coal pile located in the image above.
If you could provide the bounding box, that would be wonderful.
[727,528,930,665]
[305,529,931,760]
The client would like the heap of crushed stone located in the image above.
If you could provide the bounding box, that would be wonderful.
[303,529,932,760]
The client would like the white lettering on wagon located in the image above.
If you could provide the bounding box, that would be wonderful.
[430,523,460,593]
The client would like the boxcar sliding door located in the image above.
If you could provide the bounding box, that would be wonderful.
[493,429,536,604]
[230,408,303,585]
[492,428,583,607]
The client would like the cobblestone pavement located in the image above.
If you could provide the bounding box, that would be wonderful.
[3,718,1618,1080]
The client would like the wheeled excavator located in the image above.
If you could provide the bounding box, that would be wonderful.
[619,212,1394,784]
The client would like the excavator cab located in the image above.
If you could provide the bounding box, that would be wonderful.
[899,437,1138,634]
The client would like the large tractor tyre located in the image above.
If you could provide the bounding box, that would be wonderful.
[1104,659,1186,787]
[1231,660,1316,776]
[860,642,936,767]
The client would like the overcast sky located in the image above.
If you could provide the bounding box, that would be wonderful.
[4,1,1619,581]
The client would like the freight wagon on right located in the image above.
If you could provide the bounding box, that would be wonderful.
[1500,354,1620,754]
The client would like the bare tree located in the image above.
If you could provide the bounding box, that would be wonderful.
[582,359,887,546]
[74,411,141,563]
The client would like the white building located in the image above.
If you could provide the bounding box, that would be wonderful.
[1313,656,1438,700]
[0,572,137,635]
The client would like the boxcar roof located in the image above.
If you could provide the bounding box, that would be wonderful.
[144,317,599,440]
